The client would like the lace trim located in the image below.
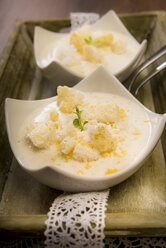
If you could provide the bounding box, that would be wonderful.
[44,190,109,248]
[104,237,166,247]
[1,237,166,248]
[70,12,99,30]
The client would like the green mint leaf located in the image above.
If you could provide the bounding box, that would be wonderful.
[83,120,88,126]
[73,118,79,127]
[84,36,93,44]
[75,106,79,113]
[73,107,88,131]
[84,38,89,44]
[94,40,101,45]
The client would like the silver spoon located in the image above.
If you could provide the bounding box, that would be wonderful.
[123,45,166,96]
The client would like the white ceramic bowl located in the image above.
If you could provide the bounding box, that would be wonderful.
[5,66,166,192]
[34,10,147,83]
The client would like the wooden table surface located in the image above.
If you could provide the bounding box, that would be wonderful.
[0,0,166,55]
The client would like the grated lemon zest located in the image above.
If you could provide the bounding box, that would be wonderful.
[54,142,61,150]
[77,170,84,175]
[81,102,90,107]
[78,70,85,75]
[118,136,124,142]
[54,123,59,129]
[105,168,118,175]
[144,120,150,123]
[51,153,61,162]
[113,151,121,158]
[113,130,119,134]
[132,132,141,135]
[101,153,108,158]
[90,105,96,109]
[120,149,126,156]
[120,108,127,119]
[85,162,92,170]
[65,154,73,163]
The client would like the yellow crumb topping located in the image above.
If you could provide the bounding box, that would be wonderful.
[85,162,92,170]
[77,170,84,175]
[105,168,118,175]
[51,153,61,162]
[113,151,121,158]
[70,32,84,53]
[113,130,119,134]
[90,105,96,109]
[102,47,108,52]
[65,154,73,163]
[89,124,116,153]
[101,153,108,158]
[57,86,84,114]
[118,136,124,142]
[120,108,127,119]
[54,142,61,150]
[50,111,58,122]
[81,102,90,108]
[54,123,59,129]
[132,132,141,135]
[111,40,126,55]
[78,71,85,75]
[93,34,114,48]
[83,45,103,63]
[144,120,150,123]
[120,149,126,156]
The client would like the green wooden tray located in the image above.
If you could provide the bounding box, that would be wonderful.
[0,11,166,238]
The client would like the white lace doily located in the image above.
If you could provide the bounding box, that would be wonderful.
[1,236,166,248]
[44,190,110,248]
[104,237,166,247]
[70,12,99,30]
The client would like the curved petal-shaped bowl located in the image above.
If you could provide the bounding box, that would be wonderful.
[34,10,147,83]
[5,67,166,192]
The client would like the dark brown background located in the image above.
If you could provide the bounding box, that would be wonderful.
[0,0,166,55]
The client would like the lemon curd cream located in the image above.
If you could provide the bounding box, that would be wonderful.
[48,25,140,76]
[18,86,150,177]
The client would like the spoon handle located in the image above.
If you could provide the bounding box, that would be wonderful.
[124,45,166,95]
[130,61,166,96]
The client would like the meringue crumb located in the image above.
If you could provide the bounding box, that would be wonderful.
[50,111,58,122]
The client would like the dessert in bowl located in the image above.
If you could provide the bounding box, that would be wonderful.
[34,10,147,83]
[5,67,166,192]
